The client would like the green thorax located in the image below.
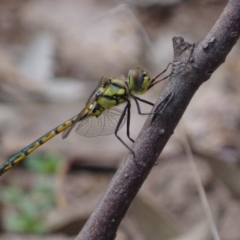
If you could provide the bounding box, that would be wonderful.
[97,78,129,108]
[82,77,129,118]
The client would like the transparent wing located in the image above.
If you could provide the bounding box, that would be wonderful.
[75,108,126,138]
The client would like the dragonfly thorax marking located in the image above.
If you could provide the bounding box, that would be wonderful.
[97,78,129,109]
[91,103,105,117]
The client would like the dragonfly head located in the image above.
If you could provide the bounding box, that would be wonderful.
[127,68,151,94]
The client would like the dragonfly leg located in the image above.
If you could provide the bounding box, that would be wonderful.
[133,96,155,116]
[127,100,134,143]
[149,74,171,89]
[148,63,172,89]
[115,101,135,158]
[151,92,173,123]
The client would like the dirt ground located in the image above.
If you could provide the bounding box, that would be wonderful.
[0,0,240,239]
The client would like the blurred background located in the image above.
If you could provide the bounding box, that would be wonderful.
[0,0,240,239]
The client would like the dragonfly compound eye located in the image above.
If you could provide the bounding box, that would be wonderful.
[128,68,151,94]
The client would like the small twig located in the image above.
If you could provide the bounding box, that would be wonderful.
[76,1,240,239]
[180,122,220,240]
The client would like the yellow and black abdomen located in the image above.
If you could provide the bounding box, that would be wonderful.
[0,116,77,175]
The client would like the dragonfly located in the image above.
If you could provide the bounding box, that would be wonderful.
[0,66,170,176]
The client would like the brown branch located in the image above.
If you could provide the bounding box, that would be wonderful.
[75,1,240,239]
